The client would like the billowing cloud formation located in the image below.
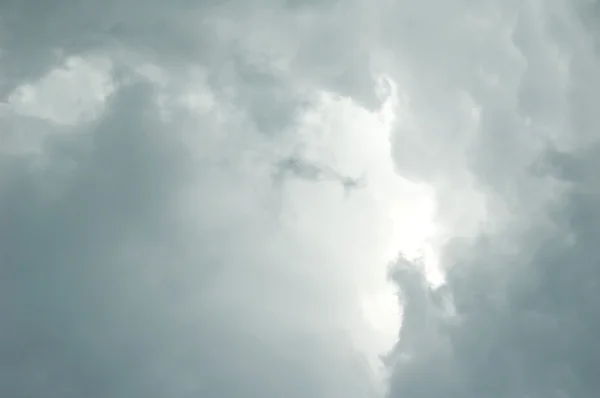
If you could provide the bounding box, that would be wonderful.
[0,4,424,395]
[3,0,600,397]
[0,72,386,397]
[386,1,600,398]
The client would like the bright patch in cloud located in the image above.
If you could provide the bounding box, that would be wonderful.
[279,77,440,383]
[8,56,114,125]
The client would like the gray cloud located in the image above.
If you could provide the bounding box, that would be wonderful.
[382,2,600,398]
[0,73,380,397]
[388,146,600,398]
[2,2,380,396]
[4,0,600,397]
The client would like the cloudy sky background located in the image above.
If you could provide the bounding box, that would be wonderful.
[2,0,600,397]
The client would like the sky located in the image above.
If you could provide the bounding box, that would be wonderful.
[1,1,600,397]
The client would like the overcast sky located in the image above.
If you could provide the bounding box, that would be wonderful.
[2,1,600,397]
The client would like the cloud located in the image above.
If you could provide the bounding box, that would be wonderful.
[5,0,600,397]
[0,3,423,394]
[388,146,600,397]
[0,72,381,396]
[381,1,600,398]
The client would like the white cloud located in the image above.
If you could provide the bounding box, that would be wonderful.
[7,56,114,125]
